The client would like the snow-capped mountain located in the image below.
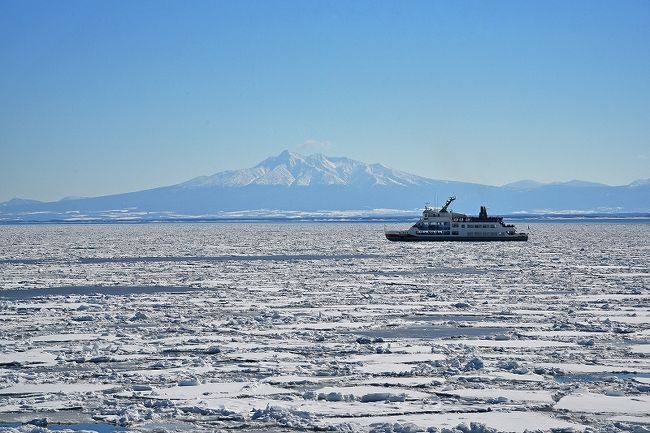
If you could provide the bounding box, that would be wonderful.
[1,150,649,221]
[181,150,435,188]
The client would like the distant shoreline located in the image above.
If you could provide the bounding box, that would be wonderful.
[1,214,650,225]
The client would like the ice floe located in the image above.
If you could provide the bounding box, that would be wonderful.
[0,222,649,432]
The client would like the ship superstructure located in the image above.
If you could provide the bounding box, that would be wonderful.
[385,196,528,242]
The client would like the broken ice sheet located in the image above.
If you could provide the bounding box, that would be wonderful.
[0,222,649,432]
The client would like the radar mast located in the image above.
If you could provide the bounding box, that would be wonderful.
[440,196,456,213]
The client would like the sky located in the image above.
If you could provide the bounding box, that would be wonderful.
[1,0,649,202]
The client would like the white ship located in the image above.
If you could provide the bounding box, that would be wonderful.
[385,196,528,242]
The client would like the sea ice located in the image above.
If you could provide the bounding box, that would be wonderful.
[0,222,648,432]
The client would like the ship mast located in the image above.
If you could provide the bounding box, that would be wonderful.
[440,196,456,213]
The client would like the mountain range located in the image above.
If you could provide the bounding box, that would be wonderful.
[2,150,649,222]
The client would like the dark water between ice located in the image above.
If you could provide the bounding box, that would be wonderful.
[407,314,485,322]
[553,372,650,383]
[0,285,217,300]
[0,422,124,432]
[0,253,377,266]
[358,326,507,339]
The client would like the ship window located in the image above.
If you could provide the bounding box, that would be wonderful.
[483,225,488,228]
[461,224,465,228]
[490,225,495,228]
[452,223,458,228]
[452,231,458,235]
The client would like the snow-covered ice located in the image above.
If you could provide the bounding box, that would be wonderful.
[0,222,649,432]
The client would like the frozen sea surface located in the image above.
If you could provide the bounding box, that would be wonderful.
[0,223,649,433]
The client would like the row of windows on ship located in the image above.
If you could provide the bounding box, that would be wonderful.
[415,221,513,236]
[416,222,499,229]
[416,230,514,236]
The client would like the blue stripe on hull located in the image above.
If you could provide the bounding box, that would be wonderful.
[385,234,528,242]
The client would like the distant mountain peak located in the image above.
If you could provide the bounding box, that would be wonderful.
[628,178,650,188]
[0,197,43,208]
[259,149,304,167]
[502,180,545,190]
[1,151,650,218]
[181,150,434,188]
[552,180,607,188]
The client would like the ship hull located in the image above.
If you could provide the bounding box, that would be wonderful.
[385,233,528,242]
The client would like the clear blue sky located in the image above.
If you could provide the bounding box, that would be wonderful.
[1,0,649,202]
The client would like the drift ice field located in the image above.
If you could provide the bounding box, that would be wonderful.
[0,223,649,433]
